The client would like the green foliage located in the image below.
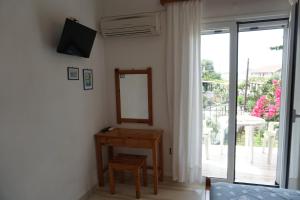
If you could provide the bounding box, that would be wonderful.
[270,45,283,51]
[203,94,213,108]
[201,59,228,109]
[236,127,245,146]
[237,75,280,112]
[247,99,256,112]
[206,119,222,145]
[202,60,222,81]
[206,119,219,134]
[237,96,244,110]
[254,129,264,147]
[236,127,264,147]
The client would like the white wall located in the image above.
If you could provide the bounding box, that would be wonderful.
[0,0,107,200]
[203,0,289,20]
[102,0,290,177]
[102,0,290,19]
[0,1,292,199]
[103,12,172,175]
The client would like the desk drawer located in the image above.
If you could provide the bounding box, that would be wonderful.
[125,139,153,148]
[100,138,125,146]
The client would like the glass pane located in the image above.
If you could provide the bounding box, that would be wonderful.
[235,28,284,185]
[201,33,230,179]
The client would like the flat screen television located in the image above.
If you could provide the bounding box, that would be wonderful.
[57,18,97,58]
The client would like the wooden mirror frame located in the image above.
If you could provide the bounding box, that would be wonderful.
[115,67,153,125]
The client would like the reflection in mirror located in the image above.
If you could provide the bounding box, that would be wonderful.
[120,74,148,119]
[115,68,153,125]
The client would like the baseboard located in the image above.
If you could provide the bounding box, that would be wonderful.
[78,185,98,200]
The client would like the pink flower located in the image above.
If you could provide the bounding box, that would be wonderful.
[275,87,281,97]
[275,85,281,107]
[251,95,268,118]
[251,80,282,120]
[267,105,277,119]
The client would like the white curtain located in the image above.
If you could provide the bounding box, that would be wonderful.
[166,0,203,183]
[289,0,298,5]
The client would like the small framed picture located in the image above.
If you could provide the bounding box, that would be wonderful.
[67,67,79,80]
[83,69,93,90]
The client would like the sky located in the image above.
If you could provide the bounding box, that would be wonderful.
[201,29,284,81]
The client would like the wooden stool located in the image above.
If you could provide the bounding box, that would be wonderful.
[109,154,147,199]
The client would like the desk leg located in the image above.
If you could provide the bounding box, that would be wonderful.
[159,137,164,181]
[108,146,114,160]
[95,139,104,187]
[152,142,158,194]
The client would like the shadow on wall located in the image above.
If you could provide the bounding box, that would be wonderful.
[92,0,103,23]
[33,1,64,50]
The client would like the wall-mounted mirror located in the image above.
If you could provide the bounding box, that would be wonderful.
[115,68,153,125]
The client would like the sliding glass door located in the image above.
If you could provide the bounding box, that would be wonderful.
[201,31,230,179]
[235,22,287,185]
[201,19,290,186]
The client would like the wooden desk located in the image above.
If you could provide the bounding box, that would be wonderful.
[94,128,163,194]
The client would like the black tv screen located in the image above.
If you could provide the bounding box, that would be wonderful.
[57,18,97,58]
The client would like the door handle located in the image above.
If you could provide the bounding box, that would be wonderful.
[292,109,300,122]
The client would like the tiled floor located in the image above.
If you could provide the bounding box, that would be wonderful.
[87,177,205,200]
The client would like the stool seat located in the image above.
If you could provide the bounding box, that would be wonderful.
[109,154,147,199]
[110,157,145,170]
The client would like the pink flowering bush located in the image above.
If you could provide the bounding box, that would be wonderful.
[251,95,269,118]
[251,79,281,121]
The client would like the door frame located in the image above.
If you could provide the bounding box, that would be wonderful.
[202,18,291,186]
[227,22,238,183]
[282,2,299,189]
[234,18,289,186]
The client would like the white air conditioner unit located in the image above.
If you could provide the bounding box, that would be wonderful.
[100,12,161,37]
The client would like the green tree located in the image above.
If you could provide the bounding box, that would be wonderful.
[237,75,280,112]
[201,60,222,81]
[201,60,228,108]
[270,45,283,51]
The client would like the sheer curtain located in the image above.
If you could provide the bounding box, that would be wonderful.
[166,0,203,183]
[289,0,298,5]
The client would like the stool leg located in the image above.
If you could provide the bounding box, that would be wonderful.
[143,161,147,186]
[134,169,141,199]
[109,166,115,195]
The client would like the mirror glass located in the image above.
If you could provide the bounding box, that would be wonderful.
[120,74,149,119]
[115,68,153,125]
